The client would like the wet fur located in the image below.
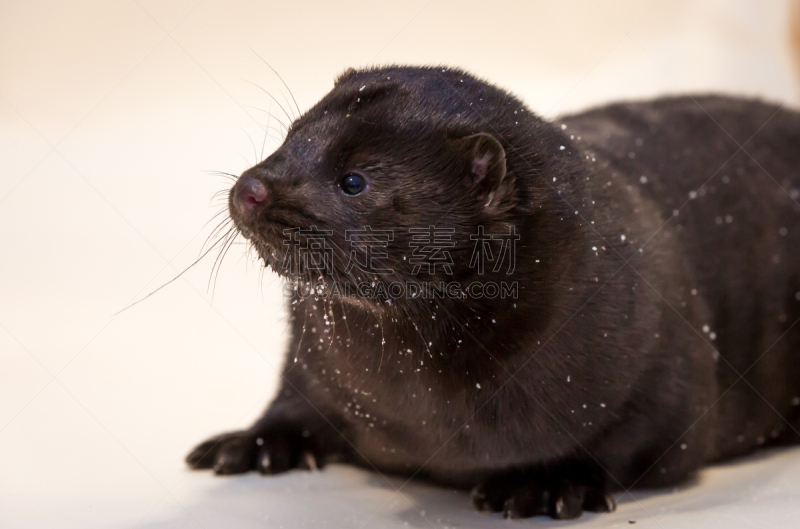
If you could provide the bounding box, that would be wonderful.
[187,66,800,519]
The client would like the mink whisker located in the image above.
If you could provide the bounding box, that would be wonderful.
[112,234,231,316]
[203,170,239,181]
[247,107,289,137]
[240,127,259,167]
[245,80,295,127]
[260,101,274,161]
[249,48,302,117]
[207,227,237,294]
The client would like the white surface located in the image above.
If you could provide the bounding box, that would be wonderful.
[1,1,800,527]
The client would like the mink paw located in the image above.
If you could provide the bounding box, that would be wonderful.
[471,477,615,519]
[186,429,323,476]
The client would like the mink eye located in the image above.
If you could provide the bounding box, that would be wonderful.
[339,173,367,195]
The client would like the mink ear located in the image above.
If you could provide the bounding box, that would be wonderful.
[452,133,507,206]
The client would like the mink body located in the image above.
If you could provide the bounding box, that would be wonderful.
[187,66,800,519]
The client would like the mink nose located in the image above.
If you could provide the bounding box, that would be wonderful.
[233,176,269,215]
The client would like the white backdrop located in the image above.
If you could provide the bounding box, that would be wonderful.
[2,1,799,527]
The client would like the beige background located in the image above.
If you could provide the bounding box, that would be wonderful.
[2,1,800,528]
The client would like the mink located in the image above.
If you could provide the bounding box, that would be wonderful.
[186,66,800,519]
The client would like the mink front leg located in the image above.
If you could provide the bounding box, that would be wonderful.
[186,385,348,476]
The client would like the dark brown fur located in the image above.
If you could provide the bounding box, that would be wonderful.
[186,66,800,519]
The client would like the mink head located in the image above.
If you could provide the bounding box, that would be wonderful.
[228,66,565,309]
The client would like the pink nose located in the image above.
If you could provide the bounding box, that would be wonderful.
[234,176,268,214]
